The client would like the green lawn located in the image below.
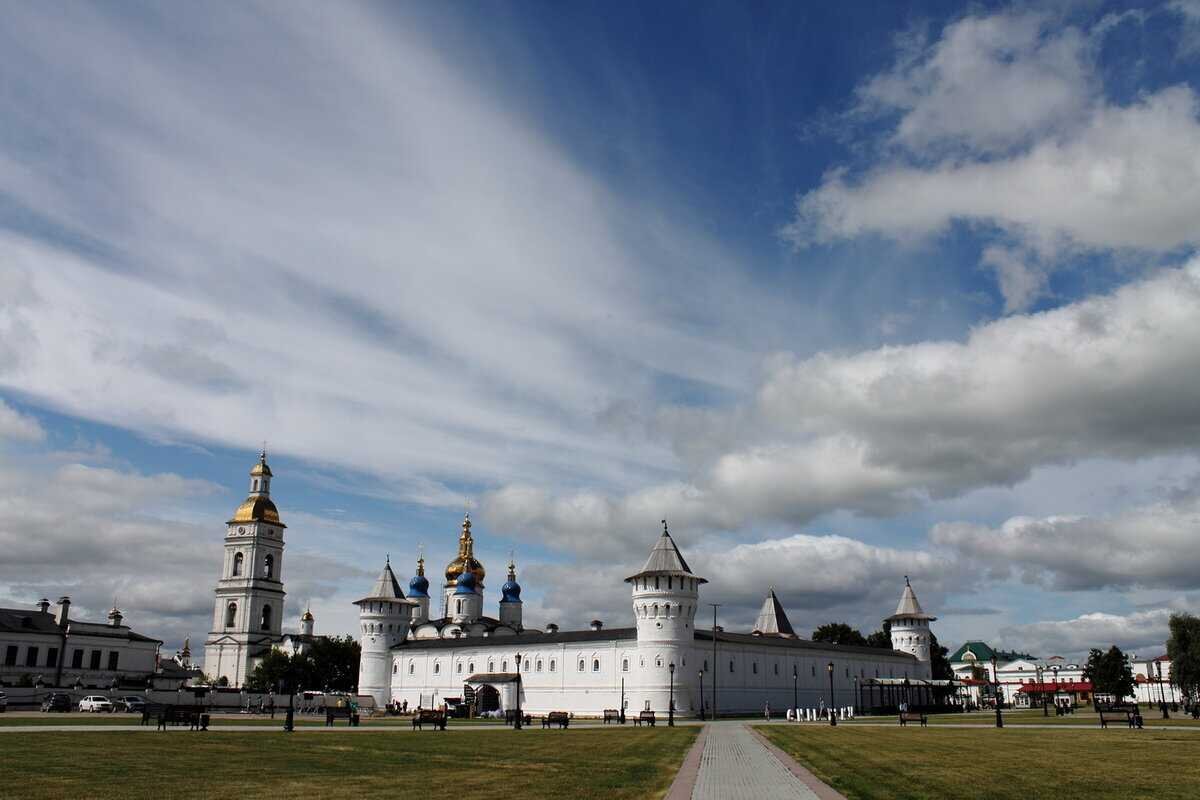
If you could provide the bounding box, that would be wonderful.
[0,727,696,799]
[0,713,509,727]
[846,709,1200,727]
[760,725,1200,800]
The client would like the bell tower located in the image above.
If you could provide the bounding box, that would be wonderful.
[203,450,287,687]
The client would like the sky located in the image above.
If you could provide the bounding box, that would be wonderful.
[2,0,1200,662]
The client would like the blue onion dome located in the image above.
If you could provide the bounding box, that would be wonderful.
[454,568,478,594]
[501,558,521,602]
[407,555,430,598]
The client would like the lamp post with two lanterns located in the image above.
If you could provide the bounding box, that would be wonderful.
[826,662,836,726]
[668,663,675,727]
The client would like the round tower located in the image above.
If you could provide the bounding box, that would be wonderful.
[625,520,705,717]
[355,558,416,707]
[887,576,936,679]
[498,557,522,630]
[408,554,430,626]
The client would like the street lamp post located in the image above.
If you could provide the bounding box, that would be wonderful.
[668,663,675,727]
[698,671,705,721]
[826,662,836,727]
[1037,665,1047,717]
[514,652,523,730]
[991,656,1003,728]
[793,665,798,718]
[1157,661,1170,719]
[621,677,626,724]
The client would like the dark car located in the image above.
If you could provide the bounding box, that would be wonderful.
[41,692,72,712]
[114,695,147,713]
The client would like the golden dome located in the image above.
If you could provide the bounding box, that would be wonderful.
[301,608,314,622]
[444,512,485,583]
[250,449,272,477]
[231,495,282,525]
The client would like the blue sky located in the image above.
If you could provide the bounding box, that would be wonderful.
[2,0,1200,659]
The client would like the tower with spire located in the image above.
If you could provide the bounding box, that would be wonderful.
[887,577,936,677]
[203,449,287,686]
[625,520,705,716]
[751,588,796,638]
[356,557,416,707]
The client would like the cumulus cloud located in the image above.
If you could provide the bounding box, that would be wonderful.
[996,606,1182,657]
[489,259,1200,554]
[0,399,44,443]
[932,491,1200,592]
[858,13,1094,154]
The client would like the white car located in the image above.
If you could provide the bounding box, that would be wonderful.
[78,696,114,713]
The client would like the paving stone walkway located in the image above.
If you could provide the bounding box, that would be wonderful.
[689,723,827,800]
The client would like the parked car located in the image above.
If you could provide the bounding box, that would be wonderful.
[0,690,7,712]
[41,692,72,712]
[78,695,115,713]
[113,695,147,713]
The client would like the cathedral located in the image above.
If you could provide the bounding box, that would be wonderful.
[204,454,939,714]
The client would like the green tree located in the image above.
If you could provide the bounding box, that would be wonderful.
[305,636,361,692]
[929,633,953,680]
[811,623,868,647]
[866,621,892,649]
[1082,645,1135,702]
[1167,612,1200,703]
[244,649,293,692]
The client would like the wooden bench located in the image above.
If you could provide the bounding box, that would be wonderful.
[156,706,208,731]
[633,710,656,727]
[412,709,447,731]
[1098,707,1142,729]
[541,711,569,729]
[899,712,927,727]
[325,706,360,727]
[603,708,621,724]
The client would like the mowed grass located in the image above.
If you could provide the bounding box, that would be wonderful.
[846,709,1200,728]
[0,713,508,727]
[760,725,1200,800]
[0,727,697,800]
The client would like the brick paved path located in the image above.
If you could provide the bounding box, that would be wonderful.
[691,723,823,800]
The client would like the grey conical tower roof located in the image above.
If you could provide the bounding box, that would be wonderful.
[752,589,796,637]
[355,558,413,605]
[625,521,707,583]
[886,577,936,621]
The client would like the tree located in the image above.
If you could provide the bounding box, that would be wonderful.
[866,621,892,649]
[304,636,361,692]
[1083,646,1135,703]
[811,623,868,647]
[244,649,293,692]
[1167,612,1200,703]
[929,633,953,680]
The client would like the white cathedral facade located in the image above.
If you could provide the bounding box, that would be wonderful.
[203,454,938,713]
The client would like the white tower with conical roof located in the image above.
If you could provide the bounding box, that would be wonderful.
[887,577,936,678]
[355,558,416,707]
[625,521,705,716]
[203,450,287,687]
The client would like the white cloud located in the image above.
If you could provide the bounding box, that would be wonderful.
[859,13,1094,154]
[996,606,1181,657]
[488,259,1200,553]
[980,245,1049,312]
[0,399,44,443]
[932,490,1200,592]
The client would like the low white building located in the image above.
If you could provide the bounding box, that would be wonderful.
[0,597,160,688]
[358,517,937,717]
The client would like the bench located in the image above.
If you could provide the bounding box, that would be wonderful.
[156,706,208,731]
[542,711,570,729]
[899,712,927,727]
[603,709,621,724]
[412,709,447,731]
[1098,707,1142,729]
[634,710,656,727]
[325,706,360,727]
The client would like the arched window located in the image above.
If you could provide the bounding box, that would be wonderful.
[456,599,462,614]
[232,552,244,577]
[409,662,415,675]
[468,662,475,673]
[536,660,543,672]
[752,662,758,674]
[225,602,237,628]
[774,663,779,675]
[655,655,662,668]
[729,659,735,673]
[523,659,530,671]
[703,659,708,672]
[392,663,398,674]
[655,576,660,589]
[593,658,600,672]
[668,576,673,590]
[622,658,629,672]
[579,658,585,672]
[260,604,272,630]
[433,662,440,675]
[488,660,494,672]
[550,659,556,672]
[502,660,508,672]
[264,554,274,579]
